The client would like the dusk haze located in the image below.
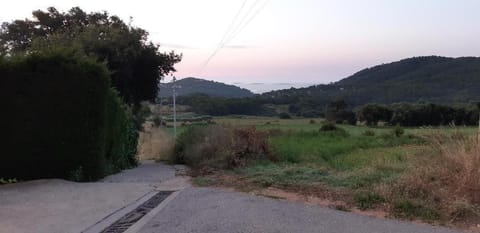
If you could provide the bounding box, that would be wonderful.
[2,0,480,85]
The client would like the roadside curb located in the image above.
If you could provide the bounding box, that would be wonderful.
[124,189,184,233]
[81,190,157,233]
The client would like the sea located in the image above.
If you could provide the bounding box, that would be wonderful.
[230,82,317,94]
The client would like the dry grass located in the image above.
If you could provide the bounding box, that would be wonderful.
[391,130,480,221]
[173,125,275,171]
[137,121,174,161]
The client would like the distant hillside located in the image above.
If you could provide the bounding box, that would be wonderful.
[158,77,254,98]
[261,56,480,107]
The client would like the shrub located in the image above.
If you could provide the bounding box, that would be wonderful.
[173,125,275,170]
[0,51,137,181]
[320,122,338,131]
[393,124,404,137]
[278,112,291,119]
[362,129,376,136]
[152,116,162,127]
[309,119,316,124]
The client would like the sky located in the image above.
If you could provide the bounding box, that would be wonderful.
[1,0,480,85]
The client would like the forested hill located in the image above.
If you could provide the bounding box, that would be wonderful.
[260,56,480,106]
[158,77,254,98]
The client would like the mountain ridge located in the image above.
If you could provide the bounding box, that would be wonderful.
[260,56,480,106]
[158,77,254,98]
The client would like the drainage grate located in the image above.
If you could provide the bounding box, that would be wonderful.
[101,191,172,233]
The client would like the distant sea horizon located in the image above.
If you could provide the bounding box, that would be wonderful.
[229,82,318,94]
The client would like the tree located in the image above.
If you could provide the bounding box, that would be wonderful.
[357,104,392,126]
[0,7,181,105]
[325,100,356,124]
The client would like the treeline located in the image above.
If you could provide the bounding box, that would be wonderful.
[176,94,274,116]
[178,93,479,127]
[357,103,479,126]
[0,7,180,181]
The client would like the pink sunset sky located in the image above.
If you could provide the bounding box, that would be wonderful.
[2,0,480,85]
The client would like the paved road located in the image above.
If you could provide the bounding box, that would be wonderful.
[0,161,179,233]
[139,187,461,233]
[0,161,465,233]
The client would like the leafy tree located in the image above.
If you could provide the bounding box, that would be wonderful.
[325,100,356,124]
[357,104,393,126]
[0,7,181,105]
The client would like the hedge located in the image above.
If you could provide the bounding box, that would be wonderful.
[0,52,137,181]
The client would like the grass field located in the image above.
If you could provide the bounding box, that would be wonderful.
[168,116,479,227]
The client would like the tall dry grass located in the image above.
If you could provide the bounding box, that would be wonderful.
[173,125,275,171]
[137,122,174,161]
[391,130,480,221]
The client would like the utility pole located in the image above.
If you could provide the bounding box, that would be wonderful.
[477,102,480,144]
[172,76,178,138]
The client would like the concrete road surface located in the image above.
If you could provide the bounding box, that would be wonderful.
[138,187,461,233]
[0,161,179,233]
[0,161,465,233]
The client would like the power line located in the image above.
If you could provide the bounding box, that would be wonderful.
[200,0,267,72]
[200,0,250,71]
[224,0,269,45]
[217,0,248,50]
[219,0,261,47]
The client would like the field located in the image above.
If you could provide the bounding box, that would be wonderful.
[158,116,480,229]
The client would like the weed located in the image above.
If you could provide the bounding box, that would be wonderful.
[354,192,385,210]
[0,178,18,185]
[192,177,216,186]
[335,205,350,212]
[393,200,441,221]
[68,166,84,182]
[362,129,375,136]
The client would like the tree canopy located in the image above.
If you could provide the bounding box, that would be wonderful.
[0,7,181,105]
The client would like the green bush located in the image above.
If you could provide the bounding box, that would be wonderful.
[320,121,339,131]
[393,124,405,137]
[278,112,291,119]
[0,51,137,181]
[362,129,376,136]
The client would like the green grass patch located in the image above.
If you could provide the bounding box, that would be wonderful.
[354,192,385,210]
[393,200,441,221]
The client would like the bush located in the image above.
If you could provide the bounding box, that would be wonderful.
[320,122,338,131]
[0,52,137,181]
[309,119,316,124]
[173,125,275,170]
[152,116,162,127]
[362,129,376,136]
[393,124,405,137]
[278,112,291,119]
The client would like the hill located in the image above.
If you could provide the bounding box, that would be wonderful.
[261,56,480,107]
[158,77,254,98]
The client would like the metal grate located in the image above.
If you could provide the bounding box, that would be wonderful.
[101,191,172,233]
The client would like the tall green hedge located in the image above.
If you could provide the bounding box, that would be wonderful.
[0,52,137,181]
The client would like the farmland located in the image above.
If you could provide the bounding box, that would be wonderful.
[157,115,479,228]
